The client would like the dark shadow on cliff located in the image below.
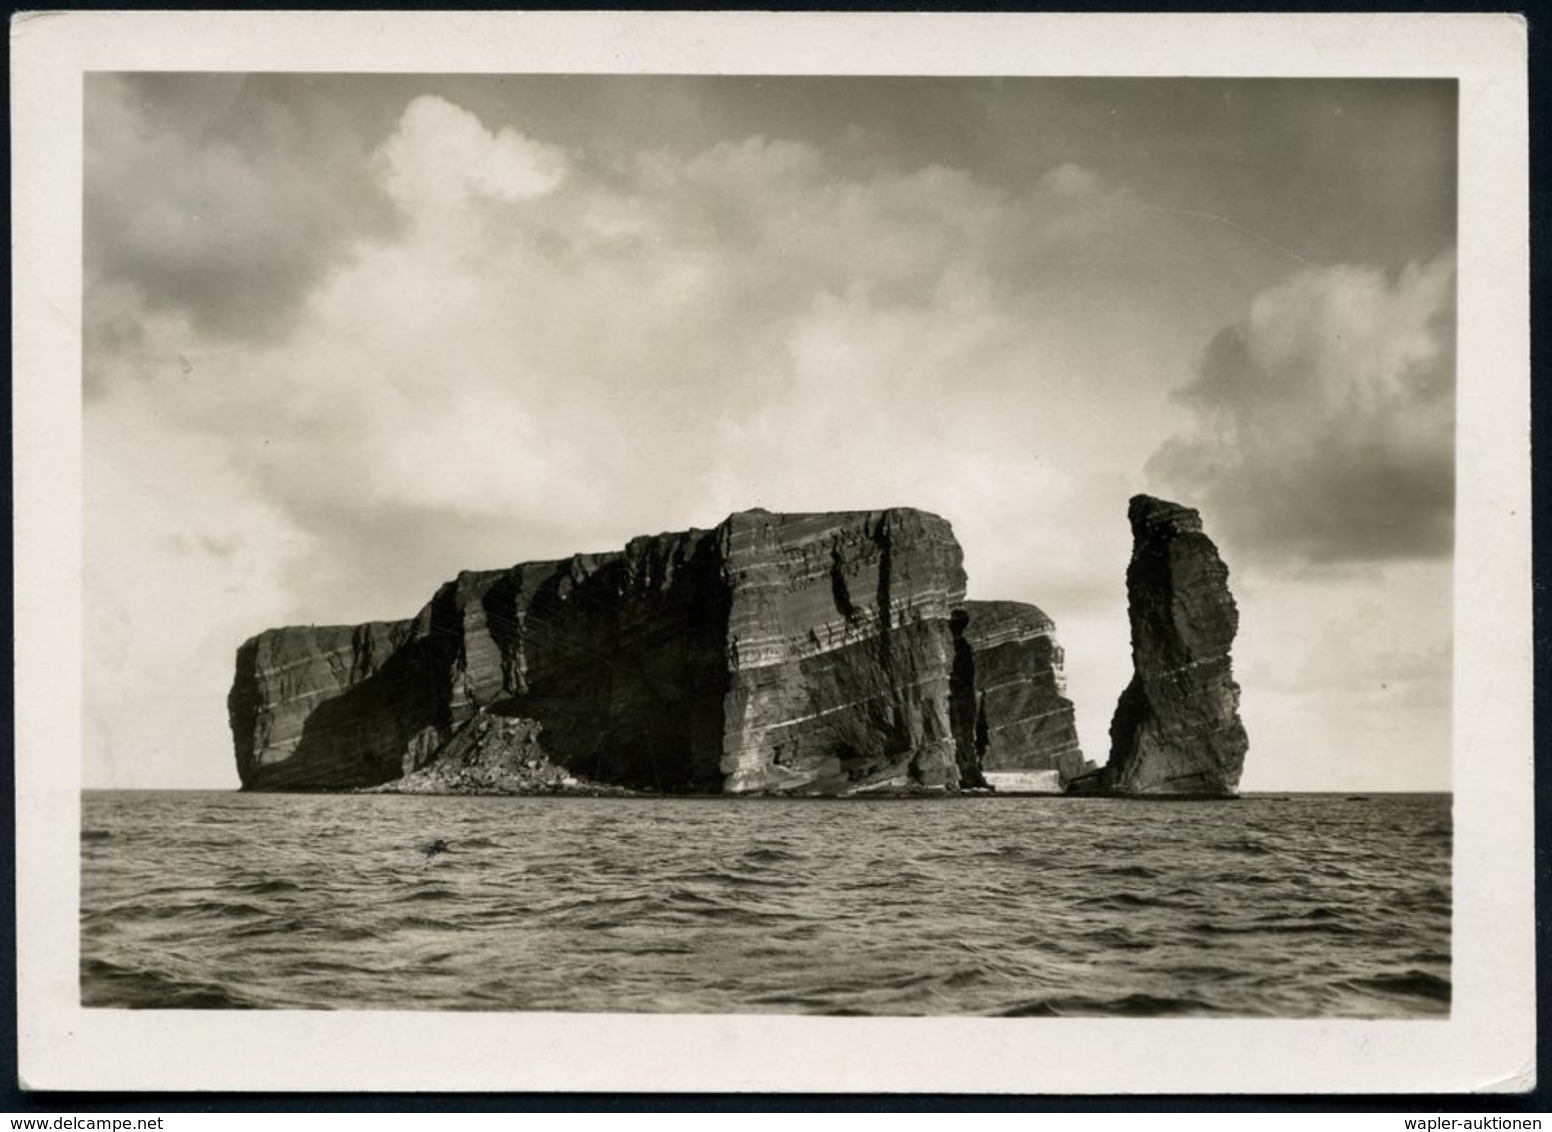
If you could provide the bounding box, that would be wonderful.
[482,543,731,794]
[255,587,466,790]
[949,608,989,789]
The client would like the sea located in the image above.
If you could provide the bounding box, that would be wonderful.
[80,790,1451,1017]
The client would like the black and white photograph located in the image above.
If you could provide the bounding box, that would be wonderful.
[13,11,1532,1095]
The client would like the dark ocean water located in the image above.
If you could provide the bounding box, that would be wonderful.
[80,790,1450,1017]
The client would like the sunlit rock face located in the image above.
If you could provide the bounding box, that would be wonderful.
[957,600,1091,791]
[1069,494,1248,798]
[717,509,967,794]
[230,507,1086,795]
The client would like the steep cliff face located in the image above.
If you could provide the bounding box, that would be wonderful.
[231,507,1062,795]
[959,601,1090,790]
[499,531,731,791]
[231,528,731,793]
[229,615,451,790]
[719,509,966,794]
[1069,494,1248,797]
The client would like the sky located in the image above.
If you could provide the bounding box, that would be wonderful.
[82,74,1458,791]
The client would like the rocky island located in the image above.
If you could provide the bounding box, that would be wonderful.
[229,508,1089,796]
[1067,494,1249,797]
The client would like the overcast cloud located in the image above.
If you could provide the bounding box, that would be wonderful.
[83,76,1457,790]
[84,75,394,357]
[1150,254,1456,563]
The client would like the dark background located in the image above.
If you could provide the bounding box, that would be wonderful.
[2,0,1544,1115]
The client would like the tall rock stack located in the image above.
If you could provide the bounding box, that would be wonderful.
[1069,494,1248,797]
[229,507,1085,795]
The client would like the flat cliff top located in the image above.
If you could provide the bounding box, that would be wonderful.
[961,599,1055,627]
[1128,493,1204,537]
[727,505,953,532]
[242,617,415,648]
[242,508,957,642]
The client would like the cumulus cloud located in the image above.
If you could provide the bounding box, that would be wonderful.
[1148,253,1456,563]
[119,95,1150,574]
[1134,250,1457,788]
[83,82,1456,791]
[378,95,568,212]
[84,88,1175,788]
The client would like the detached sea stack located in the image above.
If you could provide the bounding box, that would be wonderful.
[1068,495,1249,797]
[229,508,1085,796]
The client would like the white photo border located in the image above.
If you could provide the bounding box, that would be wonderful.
[12,10,1532,1094]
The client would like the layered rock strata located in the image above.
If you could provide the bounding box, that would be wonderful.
[230,508,1085,795]
[959,601,1091,791]
[232,529,730,792]
[1068,495,1248,797]
[718,510,966,792]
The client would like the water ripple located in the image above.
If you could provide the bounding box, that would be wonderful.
[79,790,1451,1017]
